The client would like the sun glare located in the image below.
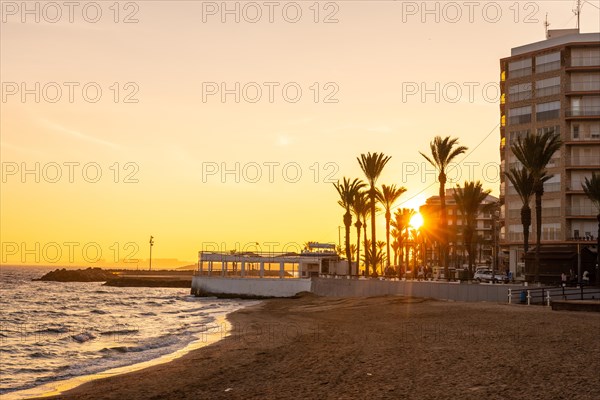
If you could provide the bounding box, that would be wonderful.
[409,213,424,230]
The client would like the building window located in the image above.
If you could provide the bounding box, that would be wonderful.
[536,101,560,121]
[573,124,580,139]
[509,129,530,143]
[535,52,561,73]
[509,83,532,101]
[536,125,560,136]
[571,72,600,91]
[508,58,532,78]
[541,223,561,241]
[536,76,560,97]
[508,106,532,125]
[571,48,600,67]
[544,175,561,192]
[569,96,600,117]
[592,124,600,138]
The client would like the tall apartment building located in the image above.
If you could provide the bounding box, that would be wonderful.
[420,189,499,269]
[499,29,600,280]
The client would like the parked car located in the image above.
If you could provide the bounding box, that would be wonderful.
[473,269,507,283]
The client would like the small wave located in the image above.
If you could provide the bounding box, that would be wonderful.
[71,332,96,343]
[36,327,70,334]
[18,367,53,373]
[139,312,156,316]
[100,328,139,336]
[30,351,55,358]
[90,309,108,314]
[183,295,216,301]
[100,346,130,354]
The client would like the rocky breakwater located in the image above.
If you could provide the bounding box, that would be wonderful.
[34,267,117,282]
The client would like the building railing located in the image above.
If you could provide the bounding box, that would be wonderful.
[565,106,600,117]
[569,135,600,141]
[571,56,600,67]
[508,285,600,305]
[569,82,600,92]
[569,155,600,166]
[567,205,598,216]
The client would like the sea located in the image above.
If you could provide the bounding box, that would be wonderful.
[0,265,251,398]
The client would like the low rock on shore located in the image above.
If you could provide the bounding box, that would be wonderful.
[34,268,116,282]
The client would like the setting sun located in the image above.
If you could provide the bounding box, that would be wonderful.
[409,213,424,230]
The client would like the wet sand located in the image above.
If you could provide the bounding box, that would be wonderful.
[42,295,600,400]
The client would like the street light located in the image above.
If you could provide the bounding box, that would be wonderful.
[491,208,500,283]
[149,236,154,271]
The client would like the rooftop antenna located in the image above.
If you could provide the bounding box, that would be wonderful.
[544,13,550,38]
[573,0,581,30]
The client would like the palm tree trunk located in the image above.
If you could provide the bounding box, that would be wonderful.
[522,205,531,254]
[385,212,391,270]
[596,214,600,285]
[439,174,449,280]
[363,221,368,275]
[344,212,352,276]
[355,221,362,277]
[370,187,377,277]
[534,191,542,283]
[404,231,409,275]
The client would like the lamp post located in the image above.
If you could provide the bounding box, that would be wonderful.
[577,242,581,286]
[491,209,499,284]
[149,236,154,271]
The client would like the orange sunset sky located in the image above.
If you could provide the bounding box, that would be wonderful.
[1,1,599,267]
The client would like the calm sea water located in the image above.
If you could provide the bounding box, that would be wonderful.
[0,266,248,397]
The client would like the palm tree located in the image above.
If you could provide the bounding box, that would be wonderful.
[376,240,387,275]
[505,167,535,256]
[376,184,407,272]
[420,136,467,280]
[359,199,378,274]
[346,244,357,261]
[358,152,392,276]
[453,181,492,277]
[351,191,368,276]
[391,208,415,274]
[511,130,562,282]
[582,172,600,285]
[391,238,401,268]
[362,239,386,276]
[334,177,366,276]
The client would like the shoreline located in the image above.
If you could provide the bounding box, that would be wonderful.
[4,303,259,400]
[30,294,600,400]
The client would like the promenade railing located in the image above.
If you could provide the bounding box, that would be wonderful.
[507,285,600,306]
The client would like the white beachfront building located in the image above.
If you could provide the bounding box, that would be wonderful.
[191,242,357,297]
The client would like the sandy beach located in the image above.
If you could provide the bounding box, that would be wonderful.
[42,295,600,400]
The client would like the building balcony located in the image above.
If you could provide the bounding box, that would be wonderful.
[567,57,600,70]
[566,205,598,218]
[566,156,600,169]
[566,90,600,97]
[565,106,600,119]
[565,137,600,145]
[567,82,600,93]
